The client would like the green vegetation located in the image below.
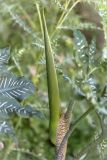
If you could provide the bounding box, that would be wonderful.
[0,0,107,160]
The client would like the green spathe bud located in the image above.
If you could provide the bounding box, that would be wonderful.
[41,10,61,144]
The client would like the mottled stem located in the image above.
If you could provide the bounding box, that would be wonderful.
[55,113,70,160]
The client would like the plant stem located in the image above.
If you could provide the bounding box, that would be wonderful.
[65,100,75,119]
[18,3,36,31]
[57,0,82,28]
[51,0,82,38]
[56,106,94,160]
[12,57,23,76]
[56,0,72,28]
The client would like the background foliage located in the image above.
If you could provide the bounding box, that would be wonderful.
[0,0,107,159]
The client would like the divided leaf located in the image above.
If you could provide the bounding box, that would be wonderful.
[89,37,96,57]
[89,37,96,66]
[73,30,97,71]
[0,75,35,101]
[0,96,41,118]
[73,30,89,64]
[0,121,15,136]
[0,64,10,76]
[24,105,45,119]
[0,64,7,71]
[73,30,88,51]
[0,47,38,139]
[0,47,10,64]
[0,48,11,75]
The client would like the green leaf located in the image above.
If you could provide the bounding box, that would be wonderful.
[0,64,9,74]
[88,37,96,66]
[0,75,35,101]
[0,96,41,118]
[73,30,88,51]
[89,37,96,56]
[0,47,10,64]
[23,105,45,119]
[73,87,86,100]
[41,10,61,144]
[0,48,11,75]
[0,47,37,139]
[87,77,97,93]
[73,30,88,64]
[0,121,15,136]
[0,95,26,116]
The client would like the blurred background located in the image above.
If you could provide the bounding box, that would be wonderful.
[0,0,107,159]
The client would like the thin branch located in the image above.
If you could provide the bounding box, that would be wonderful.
[65,100,75,119]
[56,0,72,28]
[74,132,104,160]
[57,0,82,28]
